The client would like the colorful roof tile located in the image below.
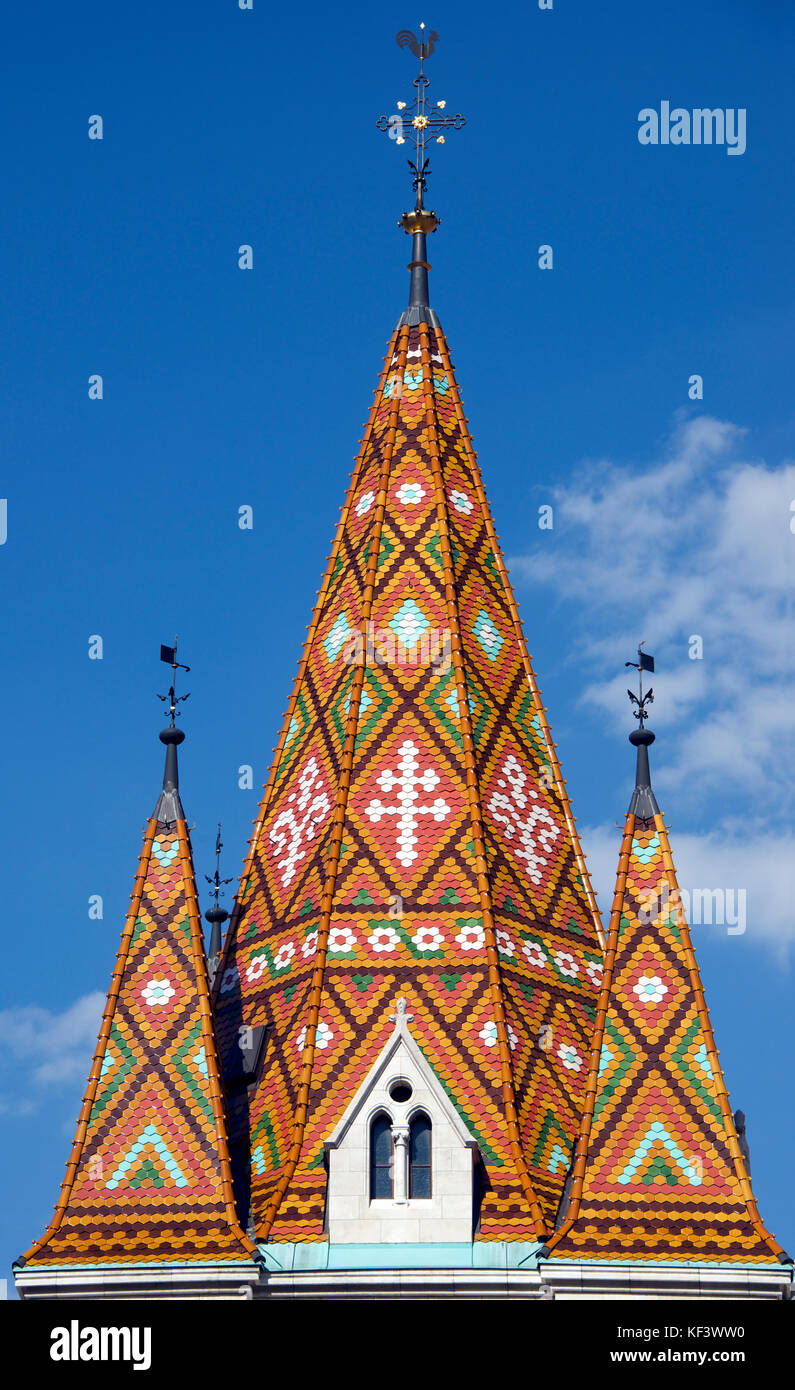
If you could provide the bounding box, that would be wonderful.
[20,729,257,1269]
[545,728,786,1265]
[214,301,604,1244]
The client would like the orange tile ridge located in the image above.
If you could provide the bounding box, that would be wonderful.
[652,811,785,1261]
[256,324,412,1242]
[22,817,158,1262]
[435,332,605,952]
[213,328,401,1000]
[419,321,547,1239]
[176,820,258,1257]
[544,813,634,1252]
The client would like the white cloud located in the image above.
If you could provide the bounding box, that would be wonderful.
[509,415,795,962]
[0,991,104,1093]
[582,822,795,962]
[510,415,795,807]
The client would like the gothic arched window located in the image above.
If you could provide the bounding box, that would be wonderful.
[370,1112,393,1200]
[409,1112,432,1199]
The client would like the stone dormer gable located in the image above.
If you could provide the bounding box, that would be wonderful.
[324,998,479,1244]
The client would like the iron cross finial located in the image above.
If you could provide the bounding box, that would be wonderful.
[625,642,655,728]
[157,636,191,727]
[376,26,466,209]
[205,822,233,911]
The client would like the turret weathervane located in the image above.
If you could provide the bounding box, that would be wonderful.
[625,642,655,729]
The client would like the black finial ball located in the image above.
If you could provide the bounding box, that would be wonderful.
[159,726,186,746]
[205,907,229,925]
[629,727,655,747]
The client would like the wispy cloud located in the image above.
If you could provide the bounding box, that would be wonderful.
[582,823,795,962]
[510,415,795,960]
[0,992,104,1111]
[511,415,795,808]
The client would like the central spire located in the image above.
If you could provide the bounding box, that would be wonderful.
[377,26,466,326]
[213,33,602,1247]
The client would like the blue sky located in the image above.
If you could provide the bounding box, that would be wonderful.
[2,0,793,1288]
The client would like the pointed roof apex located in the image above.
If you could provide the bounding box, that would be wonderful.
[155,724,185,822]
[628,725,659,818]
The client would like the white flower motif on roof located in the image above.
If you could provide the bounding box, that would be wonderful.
[364,739,451,867]
[488,752,561,884]
[142,977,175,1009]
[496,929,516,957]
[273,941,297,971]
[411,924,444,953]
[558,1043,583,1072]
[585,959,603,987]
[456,921,485,951]
[479,1019,518,1051]
[269,757,332,889]
[355,490,375,517]
[450,488,474,514]
[396,480,426,506]
[301,929,319,959]
[522,939,547,969]
[245,954,268,985]
[296,1021,333,1053]
[368,924,401,953]
[329,925,357,953]
[553,950,579,979]
[633,974,668,1005]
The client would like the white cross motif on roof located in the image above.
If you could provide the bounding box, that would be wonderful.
[488,752,560,884]
[269,756,332,888]
[365,739,450,867]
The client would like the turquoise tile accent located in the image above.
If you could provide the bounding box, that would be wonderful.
[473,609,503,662]
[106,1124,188,1190]
[632,832,660,864]
[152,840,178,866]
[389,598,430,649]
[324,611,352,662]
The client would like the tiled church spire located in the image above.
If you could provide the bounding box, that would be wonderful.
[213,39,604,1245]
[18,656,257,1274]
[544,657,787,1266]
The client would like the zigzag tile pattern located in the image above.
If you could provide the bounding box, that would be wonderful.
[547,812,784,1264]
[23,816,255,1267]
[214,320,603,1242]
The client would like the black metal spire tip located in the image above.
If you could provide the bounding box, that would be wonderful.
[376,26,466,327]
[625,643,659,818]
[205,823,233,978]
[154,637,190,822]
